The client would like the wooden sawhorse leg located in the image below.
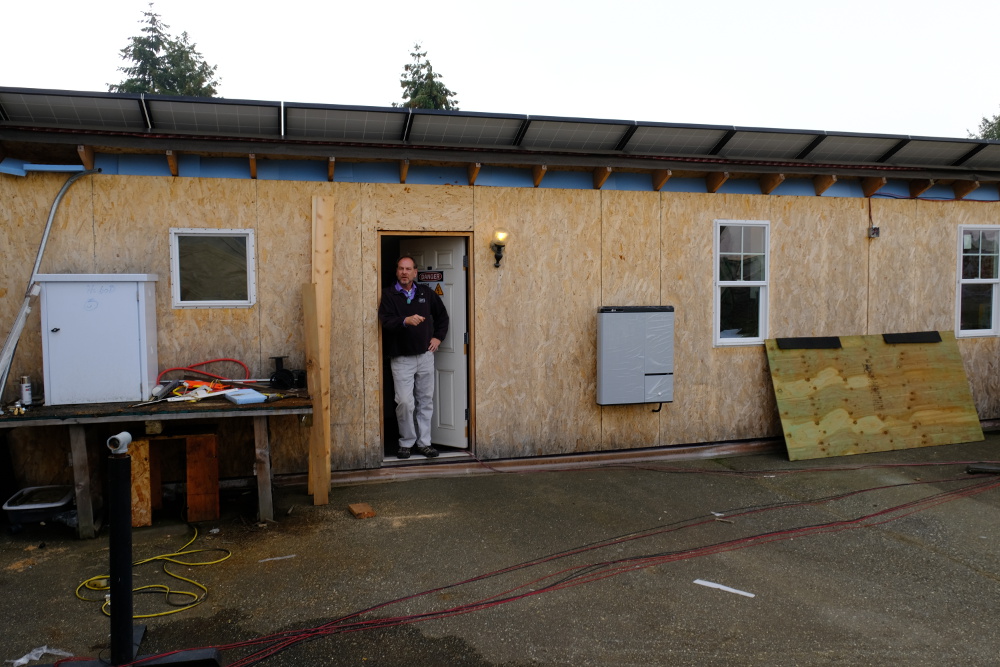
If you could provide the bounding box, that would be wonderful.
[69,425,96,539]
[253,416,273,522]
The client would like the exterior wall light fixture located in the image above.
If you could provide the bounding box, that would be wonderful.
[490,229,509,267]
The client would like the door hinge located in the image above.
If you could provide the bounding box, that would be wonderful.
[463,255,468,268]
[465,408,469,420]
[464,332,469,345]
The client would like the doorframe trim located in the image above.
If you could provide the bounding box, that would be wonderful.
[377,231,475,461]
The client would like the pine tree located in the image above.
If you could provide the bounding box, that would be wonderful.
[109,4,219,97]
[394,44,459,110]
[973,111,1000,140]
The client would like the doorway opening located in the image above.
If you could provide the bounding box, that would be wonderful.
[379,234,472,462]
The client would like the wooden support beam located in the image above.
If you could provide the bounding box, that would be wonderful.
[814,174,837,196]
[399,159,409,184]
[249,153,257,180]
[76,145,94,170]
[953,180,980,200]
[467,162,481,186]
[166,150,178,177]
[759,173,785,195]
[706,171,729,193]
[532,164,547,187]
[593,166,612,190]
[307,196,335,505]
[862,176,887,198]
[652,169,672,192]
[909,179,934,198]
[327,157,336,182]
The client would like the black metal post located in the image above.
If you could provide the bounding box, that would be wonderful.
[108,450,138,665]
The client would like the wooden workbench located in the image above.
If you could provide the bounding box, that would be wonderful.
[0,396,313,537]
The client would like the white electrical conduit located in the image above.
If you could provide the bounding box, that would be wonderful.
[0,169,99,413]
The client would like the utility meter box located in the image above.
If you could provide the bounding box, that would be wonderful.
[596,306,674,405]
[36,274,158,405]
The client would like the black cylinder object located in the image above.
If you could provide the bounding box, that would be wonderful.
[108,453,134,665]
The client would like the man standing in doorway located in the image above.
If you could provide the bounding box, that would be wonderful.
[378,255,450,459]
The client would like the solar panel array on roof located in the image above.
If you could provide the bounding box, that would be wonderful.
[720,132,817,160]
[520,120,626,151]
[148,100,280,136]
[285,107,406,142]
[409,114,522,146]
[0,91,146,130]
[2,87,1000,174]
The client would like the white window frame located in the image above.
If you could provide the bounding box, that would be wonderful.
[714,220,770,346]
[169,228,257,309]
[955,224,1000,337]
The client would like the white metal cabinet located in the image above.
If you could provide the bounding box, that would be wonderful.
[36,274,158,405]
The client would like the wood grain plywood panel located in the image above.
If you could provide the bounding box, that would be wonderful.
[769,196,868,337]
[957,336,1000,420]
[92,176,261,376]
[327,187,368,470]
[130,438,152,527]
[766,332,983,461]
[474,187,602,458]
[0,173,95,402]
[658,193,779,446]
[868,199,954,334]
[369,183,473,232]
[599,190,662,450]
[255,180,320,372]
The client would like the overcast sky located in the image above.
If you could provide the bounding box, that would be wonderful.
[4,0,999,139]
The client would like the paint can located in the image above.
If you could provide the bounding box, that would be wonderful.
[19,376,32,406]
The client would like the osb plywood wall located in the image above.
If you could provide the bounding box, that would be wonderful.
[4,172,1000,482]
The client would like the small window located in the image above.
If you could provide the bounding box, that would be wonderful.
[956,225,1000,336]
[169,228,256,308]
[714,220,769,345]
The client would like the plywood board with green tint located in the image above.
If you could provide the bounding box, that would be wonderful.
[765,332,983,461]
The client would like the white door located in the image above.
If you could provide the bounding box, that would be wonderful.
[399,237,469,449]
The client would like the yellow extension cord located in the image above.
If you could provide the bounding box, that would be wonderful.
[75,526,232,618]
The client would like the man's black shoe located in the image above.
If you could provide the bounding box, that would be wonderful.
[397,448,412,459]
[415,446,439,458]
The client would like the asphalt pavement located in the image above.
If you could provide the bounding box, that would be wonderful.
[2,435,999,666]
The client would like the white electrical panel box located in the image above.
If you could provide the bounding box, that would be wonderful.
[596,306,674,405]
[36,274,158,405]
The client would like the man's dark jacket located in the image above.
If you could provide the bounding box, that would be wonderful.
[378,283,449,358]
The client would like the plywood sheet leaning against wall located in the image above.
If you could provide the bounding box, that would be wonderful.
[765,331,984,461]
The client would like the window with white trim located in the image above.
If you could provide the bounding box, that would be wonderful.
[957,226,999,336]
[715,220,769,345]
[169,228,257,308]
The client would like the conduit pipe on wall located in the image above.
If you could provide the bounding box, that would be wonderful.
[0,167,99,411]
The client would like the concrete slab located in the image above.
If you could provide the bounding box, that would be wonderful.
[2,436,998,666]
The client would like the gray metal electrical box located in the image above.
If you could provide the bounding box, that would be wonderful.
[36,274,158,405]
[596,306,674,405]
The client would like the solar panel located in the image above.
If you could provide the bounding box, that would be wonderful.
[624,126,727,155]
[720,131,818,160]
[0,92,146,130]
[285,107,407,142]
[888,140,977,166]
[148,100,280,136]
[520,120,628,151]
[960,144,1000,170]
[409,114,522,146]
[807,135,901,163]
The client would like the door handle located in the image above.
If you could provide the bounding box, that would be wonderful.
[51,327,60,332]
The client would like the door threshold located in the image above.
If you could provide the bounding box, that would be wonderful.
[383,449,472,466]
